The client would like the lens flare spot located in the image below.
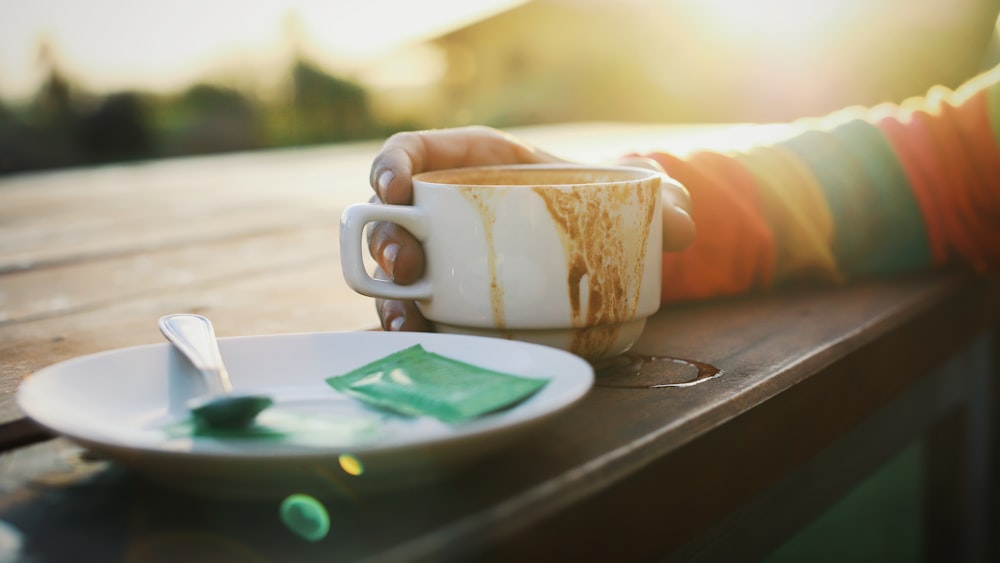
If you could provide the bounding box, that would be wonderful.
[338,454,364,476]
[279,494,330,542]
[0,520,24,563]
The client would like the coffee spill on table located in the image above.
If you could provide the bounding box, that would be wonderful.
[592,354,723,389]
[533,182,657,357]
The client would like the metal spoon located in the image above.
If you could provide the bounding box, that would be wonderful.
[158,314,272,430]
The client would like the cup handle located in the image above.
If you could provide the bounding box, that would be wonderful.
[339,203,433,300]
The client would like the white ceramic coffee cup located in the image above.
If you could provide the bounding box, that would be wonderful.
[340,164,663,359]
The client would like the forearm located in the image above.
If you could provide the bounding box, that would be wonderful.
[641,66,1000,303]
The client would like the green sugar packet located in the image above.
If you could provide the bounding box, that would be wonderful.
[326,344,550,423]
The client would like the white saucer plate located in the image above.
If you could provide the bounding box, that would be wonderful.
[18,331,594,499]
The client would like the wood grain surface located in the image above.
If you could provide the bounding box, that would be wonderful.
[0,124,996,562]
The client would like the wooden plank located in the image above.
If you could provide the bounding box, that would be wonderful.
[1,127,996,560]
[1,225,347,324]
[0,274,990,562]
[921,332,997,563]
[664,334,992,562]
[0,268,956,425]
[0,439,98,501]
[0,143,377,271]
[0,123,758,422]
[0,260,376,423]
[474,277,993,562]
[0,122,794,272]
[0,419,52,454]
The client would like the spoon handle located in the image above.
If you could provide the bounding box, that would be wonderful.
[158,314,233,394]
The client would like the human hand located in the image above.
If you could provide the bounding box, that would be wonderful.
[365,126,695,332]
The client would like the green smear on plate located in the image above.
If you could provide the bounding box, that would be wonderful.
[163,418,288,440]
[326,344,549,423]
[162,409,385,446]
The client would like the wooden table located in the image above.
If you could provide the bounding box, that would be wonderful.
[1,124,998,562]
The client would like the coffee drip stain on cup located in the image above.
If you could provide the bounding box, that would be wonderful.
[457,178,659,359]
[455,189,507,329]
[535,182,658,357]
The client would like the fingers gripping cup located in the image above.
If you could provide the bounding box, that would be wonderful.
[340,164,663,360]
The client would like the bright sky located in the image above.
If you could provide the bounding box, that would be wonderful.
[0,0,527,102]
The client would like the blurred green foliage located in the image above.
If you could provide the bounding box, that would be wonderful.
[0,56,409,176]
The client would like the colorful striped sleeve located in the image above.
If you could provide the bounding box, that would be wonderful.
[639,65,1000,303]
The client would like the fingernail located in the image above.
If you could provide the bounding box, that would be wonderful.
[381,242,400,280]
[388,315,404,332]
[376,170,395,201]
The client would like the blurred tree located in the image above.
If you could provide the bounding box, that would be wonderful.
[26,40,79,169]
[1,40,394,175]
[31,41,74,126]
[155,84,261,157]
[0,101,43,175]
[279,58,376,144]
[77,93,153,163]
